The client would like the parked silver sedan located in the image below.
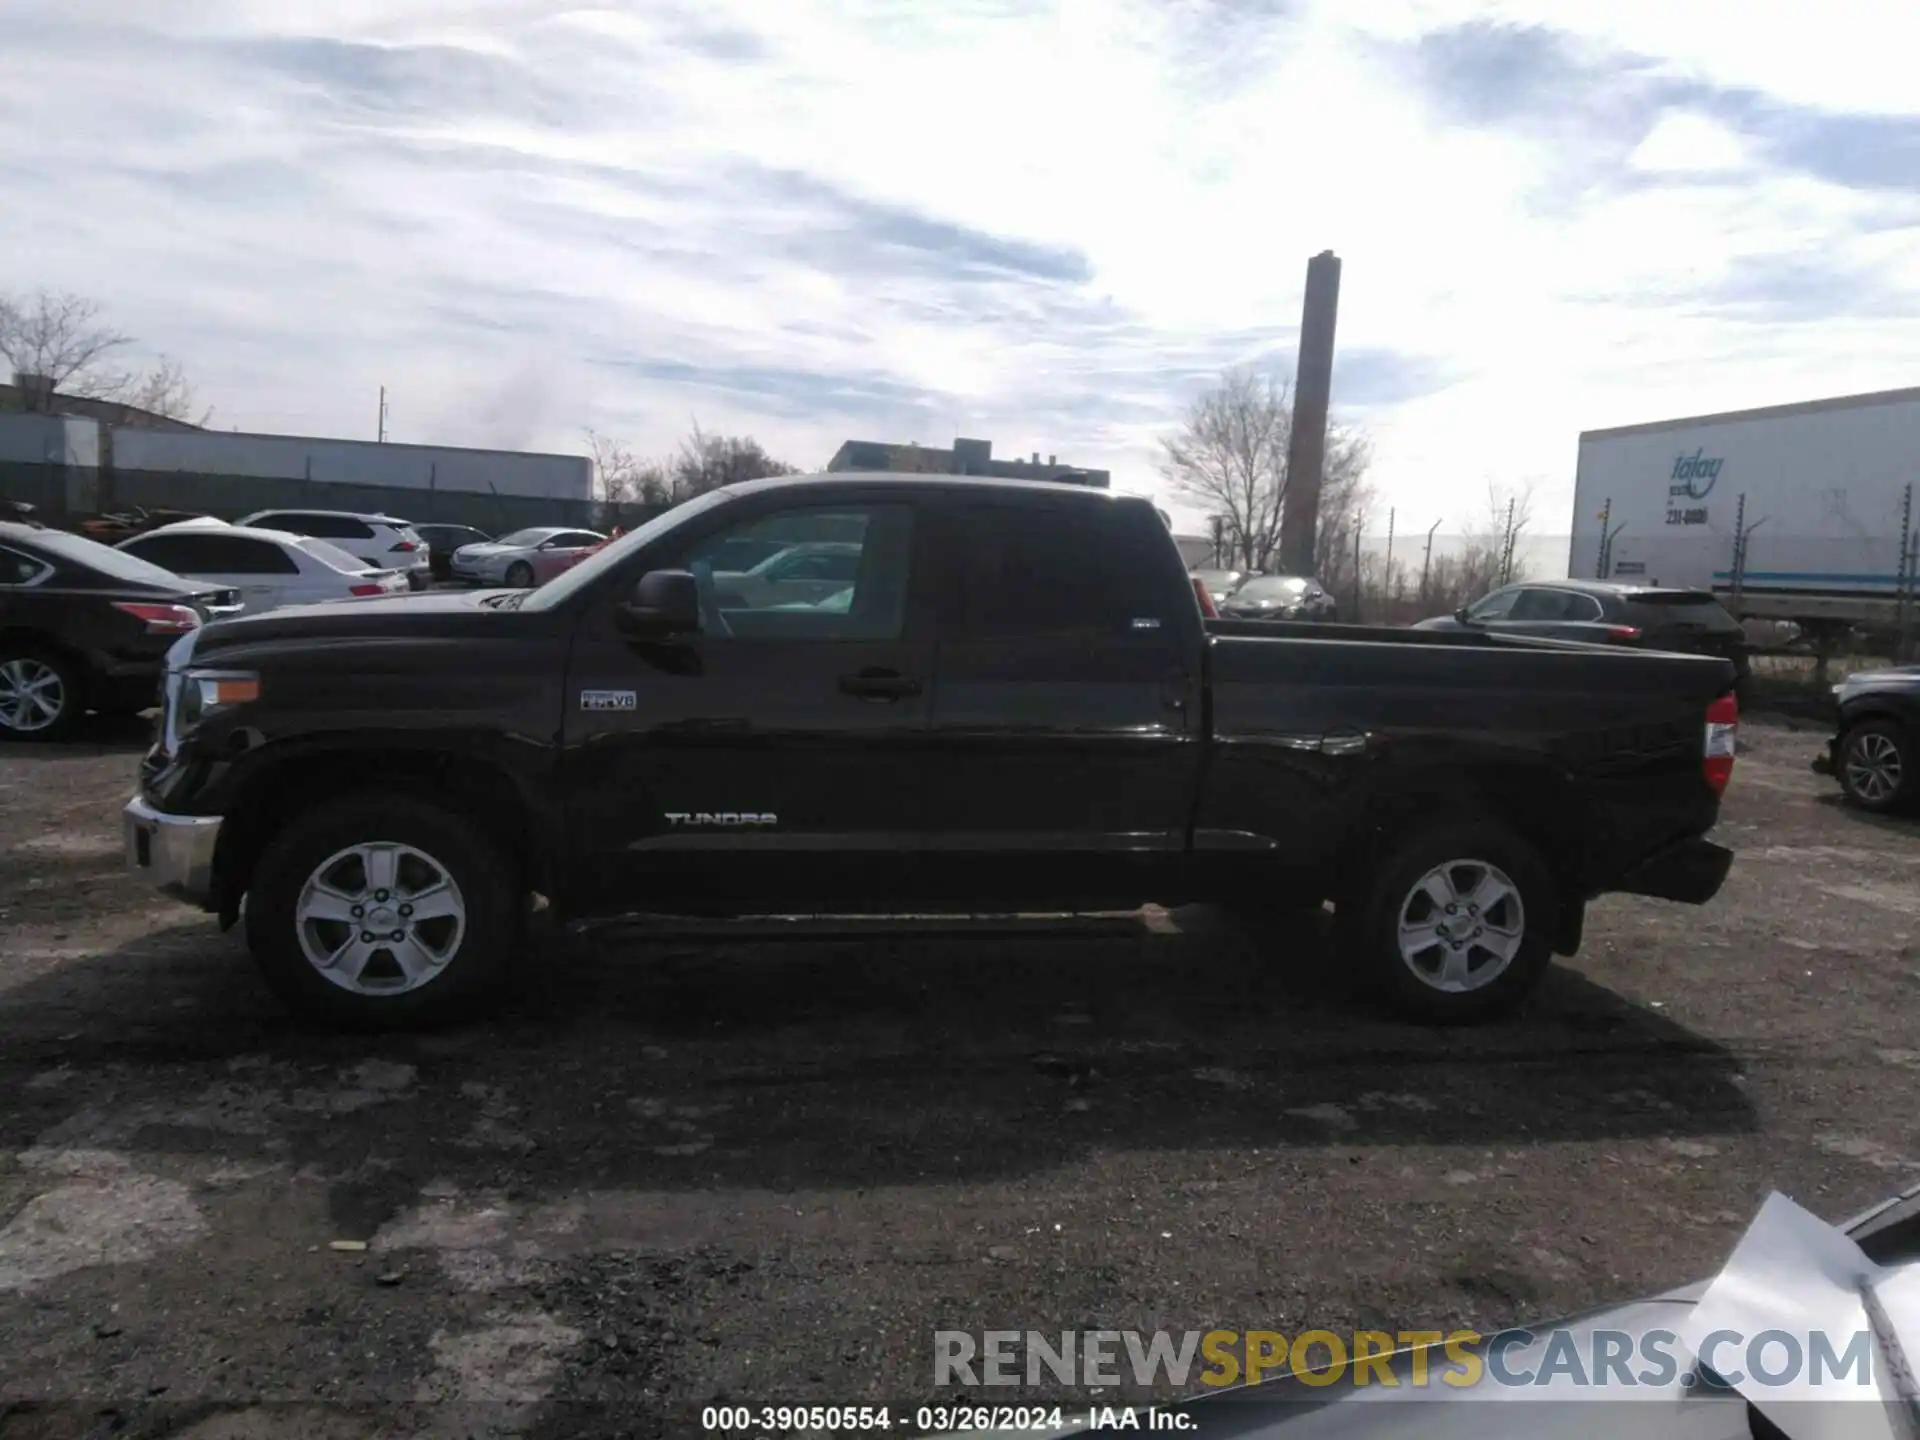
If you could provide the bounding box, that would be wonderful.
[447,526,605,588]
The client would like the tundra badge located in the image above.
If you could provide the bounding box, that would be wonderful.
[580,690,637,711]
[665,812,778,826]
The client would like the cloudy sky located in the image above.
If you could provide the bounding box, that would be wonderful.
[4,0,1918,539]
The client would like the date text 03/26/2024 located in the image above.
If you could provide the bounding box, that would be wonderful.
[701,1403,1193,1432]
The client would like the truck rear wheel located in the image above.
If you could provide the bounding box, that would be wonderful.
[1339,820,1557,1024]
[244,793,519,1028]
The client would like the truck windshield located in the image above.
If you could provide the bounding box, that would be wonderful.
[519,489,735,611]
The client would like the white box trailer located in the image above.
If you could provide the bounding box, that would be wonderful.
[1570,386,1920,627]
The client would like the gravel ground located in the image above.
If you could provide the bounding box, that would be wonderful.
[0,715,1916,1437]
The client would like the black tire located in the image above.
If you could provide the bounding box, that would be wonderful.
[1337,819,1557,1025]
[245,793,520,1028]
[0,642,85,742]
[505,561,534,589]
[1837,717,1915,814]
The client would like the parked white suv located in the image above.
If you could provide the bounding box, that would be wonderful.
[118,520,411,613]
[236,510,431,589]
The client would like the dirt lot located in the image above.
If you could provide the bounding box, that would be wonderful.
[1,716,1917,1437]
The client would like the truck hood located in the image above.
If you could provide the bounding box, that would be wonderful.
[188,588,521,656]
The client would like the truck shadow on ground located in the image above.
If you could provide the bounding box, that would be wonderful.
[0,906,1758,1200]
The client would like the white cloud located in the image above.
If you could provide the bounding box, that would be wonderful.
[3,0,1920,545]
[1629,112,1750,174]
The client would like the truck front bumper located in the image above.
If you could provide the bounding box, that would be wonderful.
[1612,836,1734,907]
[124,794,222,908]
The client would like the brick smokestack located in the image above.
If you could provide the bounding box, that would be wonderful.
[1276,250,1342,577]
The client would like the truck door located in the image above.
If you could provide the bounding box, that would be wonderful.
[558,495,937,915]
[921,495,1205,909]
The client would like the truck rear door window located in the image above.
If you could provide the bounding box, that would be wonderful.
[948,505,1112,642]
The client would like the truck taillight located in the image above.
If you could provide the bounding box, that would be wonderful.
[112,601,201,635]
[1192,576,1219,618]
[1703,692,1738,795]
[348,583,385,596]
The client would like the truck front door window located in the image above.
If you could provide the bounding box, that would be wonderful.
[680,507,913,641]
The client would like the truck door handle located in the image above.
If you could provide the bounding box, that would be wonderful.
[839,667,921,702]
[1160,668,1191,712]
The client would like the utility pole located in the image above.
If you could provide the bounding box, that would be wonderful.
[1499,497,1517,584]
[1384,507,1396,602]
[1421,519,1441,603]
[1896,482,1915,662]
[377,386,388,443]
[1351,527,1363,621]
[1729,494,1748,614]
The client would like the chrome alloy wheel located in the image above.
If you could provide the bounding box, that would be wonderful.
[1395,858,1526,994]
[0,658,66,733]
[1843,730,1904,806]
[294,842,467,995]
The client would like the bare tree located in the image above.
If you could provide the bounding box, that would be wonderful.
[668,422,798,498]
[1410,481,1540,616]
[0,289,131,405]
[1310,429,1377,597]
[1160,367,1372,574]
[120,355,212,425]
[1159,369,1291,570]
[586,428,671,507]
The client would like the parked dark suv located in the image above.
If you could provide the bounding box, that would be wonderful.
[1814,665,1920,813]
[1415,580,1750,685]
[0,520,241,740]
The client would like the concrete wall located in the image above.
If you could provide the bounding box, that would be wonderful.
[0,415,634,534]
[113,429,591,502]
[0,414,102,516]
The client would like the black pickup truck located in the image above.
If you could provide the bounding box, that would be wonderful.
[124,473,1739,1027]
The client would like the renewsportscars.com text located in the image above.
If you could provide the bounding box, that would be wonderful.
[934,1327,1878,1391]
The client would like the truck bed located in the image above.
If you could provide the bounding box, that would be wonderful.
[1196,618,1736,900]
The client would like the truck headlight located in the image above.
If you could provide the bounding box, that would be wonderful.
[169,668,261,746]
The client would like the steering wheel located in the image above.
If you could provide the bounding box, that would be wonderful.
[689,559,732,638]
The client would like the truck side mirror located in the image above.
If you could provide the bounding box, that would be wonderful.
[616,569,701,637]
[1454,605,1472,623]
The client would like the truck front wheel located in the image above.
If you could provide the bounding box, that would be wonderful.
[244,793,519,1027]
[1339,820,1557,1025]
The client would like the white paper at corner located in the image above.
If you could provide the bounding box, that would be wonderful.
[1679,1191,1906,1440]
